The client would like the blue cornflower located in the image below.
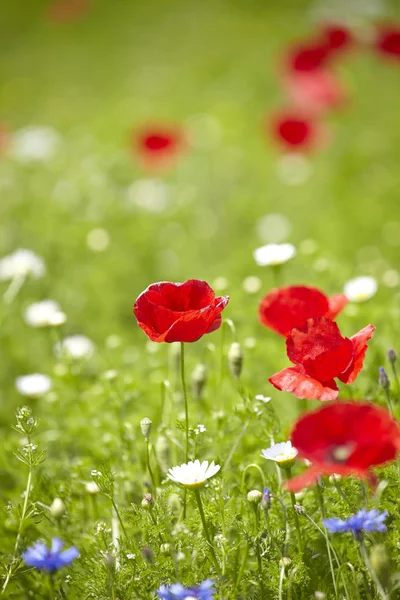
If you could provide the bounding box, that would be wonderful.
[323,509,388,537]
[157,579,215,600]
[22,537,79,571]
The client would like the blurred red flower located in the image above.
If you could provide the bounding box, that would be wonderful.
[269,317,375,401]
[271,111,326,151]
[286,402,400,491]
[133,280,229,343]
[320,24,353,52]
[47,0,91,22]
[286,42,331,72]
[259,285,348,337]
[134,126,184,169]
[284,69,348,114]
[375,25,400,60]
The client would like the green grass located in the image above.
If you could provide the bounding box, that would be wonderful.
[1,0,400,597]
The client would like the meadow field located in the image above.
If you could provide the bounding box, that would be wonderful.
[1,0,400,598]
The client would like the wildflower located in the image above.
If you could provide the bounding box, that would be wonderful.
[321,23,353,52]
[285,401,400,491]
[284,70,347,114]
[15,374,52,398]
[22,538,79,571]
[261,487,272,510]
[379,367,390,390]
[259,285,348,337]
[9,126,61,162]
[247,490,262,504]
[344,276,377,302]
[374,25,400,61]
[269,317,375,401]
[253,243,296,267]
[0,249,45,281]
[134,125,185,169]
[157,579,215,600]
[167,460,220,489]
[24,300,66,328]
[270,112,324,151]
[140,417,152,441]
[388,348,397,365]
[324,509,388,537]
[133,280,229,343]
[255,394,271,403]
[54,335,95,359]
[285,42,331,72]
[261,441,298,469]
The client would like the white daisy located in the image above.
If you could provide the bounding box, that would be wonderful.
[9,126,61,162]
[0,249,45,281]
[344,276,377,302]
[15,374,52,398]
[253,243,296,267]
[167,459,221,489]
[261,441,298,469]
[54,335,95,360]
[24,300,66,328]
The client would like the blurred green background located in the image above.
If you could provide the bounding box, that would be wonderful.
[1,0,400,425]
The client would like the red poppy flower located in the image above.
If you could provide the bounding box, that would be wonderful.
[259,285,348,337]
[286,42,331,72]
[269,317,375,401]
[134,126,184,169]
[286,402,400,491]
[320,24,353,52]
[375,25,400,60]
[271,112,326,151]
[133,280,229,343]
[284,70,348,114]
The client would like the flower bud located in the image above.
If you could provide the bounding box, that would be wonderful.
[155,435,170,473]
[141,493,153,509]
[294,504,306,515]
[369,544,391,589]
[50,497,66,519]
[140,417,152,441]
[228,342,243,379]
[388,348,397,365]
[247,489,262,504]
[160,543,171,554]
[191,364,207,399]
[279,557,292,567]
[261,487,271,510]
[85,481,100,495]
[142,546,154,563]
[379,367,390,391]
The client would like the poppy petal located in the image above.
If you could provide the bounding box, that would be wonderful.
[326,293,348,319]
[269,366,338,401]
[338,324,376,384]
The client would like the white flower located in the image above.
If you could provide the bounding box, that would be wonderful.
[261,441,298,467]
[253,243,296,267]
[9,126,61,162]
[344,276,377,302]
[55,335,95,359]
[24,300,66,328]
[0,249,45,281]
[15,374,52,398]
[255,394,271,403]
[168,459,220,489]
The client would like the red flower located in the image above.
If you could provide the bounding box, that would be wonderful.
[286,402,400,491]
[271,111,326,151]
[134,125,184,169]
[269,317,375,401]
[375,25,400,60]
[133,280,229,343]
[320,24,353,52]
[286,42,331,72]
[284,70,348,114]
[259,285,348,337]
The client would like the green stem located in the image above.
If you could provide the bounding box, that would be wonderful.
[383,388,394,417]
[193,489,219,572]
[145,441,157,497]
[180,342,189,463]
[358,539,389,600]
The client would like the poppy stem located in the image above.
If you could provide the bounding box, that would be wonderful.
[358,539,389,600]
[193,489,220,573]
[180,342,189,463]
